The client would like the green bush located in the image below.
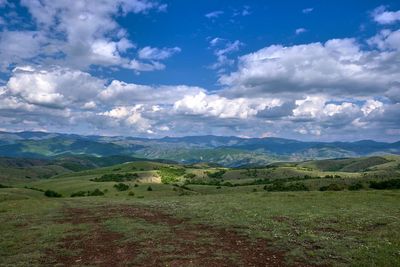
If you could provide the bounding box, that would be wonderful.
[128,191,135,196]
[114,183,130,191]
[70,189,105,197]
[91,173,139,182]
[88,189,104,196]
[222,182,234,187]
[0,184,11,188]
[25,186,44,192]
[319,183,345,191]
[147,186,153,191]
[70,191,87,197]
[348,182,363,191]
[158,167,186,184]
[185,179,221,186]
[370,179,400,189]
[44,190,62,198]
[206,170,226,179]
[265,182,309,192]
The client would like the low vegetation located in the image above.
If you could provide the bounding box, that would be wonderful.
[264,181,309,192]
[113,183,130,191]
[70,188,105,197]
[206,169,226,179]
[158,166,186,184]
[44,189,62,198]
[91,173,139,182]
[370,178,400,189]
[319,183,346,191]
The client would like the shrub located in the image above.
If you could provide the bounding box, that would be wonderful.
[222,182,234,187]
[185,179,221,186]
[319,183,345,191]
[88,189,104,196]
[348,182,363,191]
[44,190,62,198]
[70,189,105,197]
[159,167,186,184]
[206,170,226,179]
[265,182,309,192]
[370,179,400,190]
[91,173,139,182]
[147,186,153,191]
[134,183,139,187]
[128,191,135,196]
[70,191,87,197]
[0,184,11,188]
[114,183,129,191]
[25,186,44,192]
[216,186,221,189]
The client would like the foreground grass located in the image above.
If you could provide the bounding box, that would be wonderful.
[0,189,81,266]
[1,188,399,266]
[130,190,400,266]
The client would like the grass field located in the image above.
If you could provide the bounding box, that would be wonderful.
[1,155,400,266]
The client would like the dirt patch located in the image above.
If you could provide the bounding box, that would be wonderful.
[43,208,137,267]
[52,228,134,266]
[110,205,292,266]
[43,204,313,266]
[272,215,291,223]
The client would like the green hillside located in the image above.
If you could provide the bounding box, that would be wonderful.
[299,156,391,172]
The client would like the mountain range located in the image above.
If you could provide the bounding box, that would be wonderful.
[0,131,399,167]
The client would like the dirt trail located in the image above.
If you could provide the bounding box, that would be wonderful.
[42,204,306,267]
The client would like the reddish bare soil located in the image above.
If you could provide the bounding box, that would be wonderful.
[42,205,310,267]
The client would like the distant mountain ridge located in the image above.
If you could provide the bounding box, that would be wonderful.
[0,131,399,167]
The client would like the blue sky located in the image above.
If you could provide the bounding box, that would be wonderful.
[112,0,399,88]
[0,0,399,141]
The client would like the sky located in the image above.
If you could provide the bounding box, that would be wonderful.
[0,0,399,141]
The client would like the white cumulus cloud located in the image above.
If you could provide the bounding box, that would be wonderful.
[372,6,400,25]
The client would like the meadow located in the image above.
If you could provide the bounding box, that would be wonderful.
[1,155,400,266]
